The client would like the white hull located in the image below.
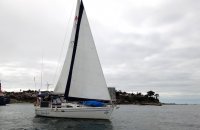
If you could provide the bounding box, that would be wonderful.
[35,106,114,120]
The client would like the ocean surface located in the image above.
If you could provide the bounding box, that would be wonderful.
[0,104,200,130]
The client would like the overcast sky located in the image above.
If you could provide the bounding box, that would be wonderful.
[0,0,200,104]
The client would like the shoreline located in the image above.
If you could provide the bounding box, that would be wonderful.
[3,90,163,106]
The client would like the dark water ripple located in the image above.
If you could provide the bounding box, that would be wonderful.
[0,104,200,130]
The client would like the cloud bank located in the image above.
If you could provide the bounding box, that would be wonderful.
[0,0,200,103]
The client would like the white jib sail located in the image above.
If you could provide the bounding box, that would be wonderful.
[54,0,81,94]
[68,9,111,101]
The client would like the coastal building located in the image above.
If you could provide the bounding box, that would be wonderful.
[108,87,116,102]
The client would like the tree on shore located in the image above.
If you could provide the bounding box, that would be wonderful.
[146,91,155,97]
[155,93,159,100]
[115,90,160,104]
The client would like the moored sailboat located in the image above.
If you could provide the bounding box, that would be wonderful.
[35,0,114,119]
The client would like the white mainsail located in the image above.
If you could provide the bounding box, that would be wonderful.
[54,0,110,101]
[68,10,110,100]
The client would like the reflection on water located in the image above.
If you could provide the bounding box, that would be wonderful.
[32,117,113,130]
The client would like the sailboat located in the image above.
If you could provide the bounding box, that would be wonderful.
[35,0,114,119]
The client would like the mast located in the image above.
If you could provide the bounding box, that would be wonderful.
[64,0,84,99]
[0,80,2,93]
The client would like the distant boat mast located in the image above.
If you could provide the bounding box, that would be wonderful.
[0,80,2,92]
[40,50,44,90]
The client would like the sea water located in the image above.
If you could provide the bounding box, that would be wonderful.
[0,104,200,130]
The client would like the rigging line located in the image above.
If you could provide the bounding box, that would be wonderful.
[52,0,77,85]
[33,77,36,91]
[40,49,44,90]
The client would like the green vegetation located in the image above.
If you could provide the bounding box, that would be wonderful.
[116,90,161,105]
[4,90,161,105]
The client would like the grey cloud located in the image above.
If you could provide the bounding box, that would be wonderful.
[0,0,200,103]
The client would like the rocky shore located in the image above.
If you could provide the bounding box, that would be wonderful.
[4,90,37,103]
[3,90,161,105]
[115,90,161,105]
